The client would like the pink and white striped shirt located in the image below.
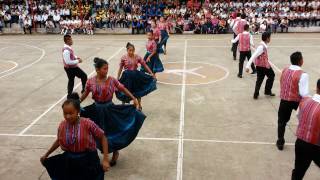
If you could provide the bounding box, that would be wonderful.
[280,67,303,102]
[58,118,104,152]
[85,76,125,102]
[120,54,146,71]
[297,95,320,146]
[239,33,251,52]
[146,40,157,53]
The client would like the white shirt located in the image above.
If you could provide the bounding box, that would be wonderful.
[233,19,248,33]
[63,44,79,65]
[53,14,60,22]
[231,31,254,48]
[246,41,268,69]
[230,17,240,28]
[23,18,32,26]
[286,65,309,97]
[312,94,320,103]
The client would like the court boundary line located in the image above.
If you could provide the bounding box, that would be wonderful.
[0,60,18,75]
[158,61,230,86]
[0,133,295,146]
[18,47,124,135]
[189,45,320,48]
[176,40,187,180]
[0,43,46,79]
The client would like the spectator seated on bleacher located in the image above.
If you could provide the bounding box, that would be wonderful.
[45,17,55,33]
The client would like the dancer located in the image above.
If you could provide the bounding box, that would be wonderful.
[231,24,256,78]
[292,79,320,180]
[116,43,157,110]
[62,34,87,98]
[230,13,241,60]
[276,51,309,150]
[141,31,164,74]
[40,97,110,180]
[150,20,163,54]
[80,57,146,167]
[246,32,275,100]
[158,17,170,55]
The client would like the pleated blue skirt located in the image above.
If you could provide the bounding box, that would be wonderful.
[116,70,157,102]
[141,52,164,73]
[80,102,146,153]
[43,151,104,180]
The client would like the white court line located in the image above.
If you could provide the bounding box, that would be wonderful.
[0,133,295,146]
[18,47,124,135]
[176,40,187,180]
[158,61,230,86]
[189,45,320,48]
[183,139,295,146]
[0,43,45,79]
[0,60,18,75]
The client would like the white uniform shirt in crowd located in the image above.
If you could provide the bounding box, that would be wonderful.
[64,8,70,16]
[96,0,101,6]
[291,1,298,8]
[23,18,32,26]
[246,41,269,69]
[42,14,48,22]
[231,31,255,49]
[36,15,42,22]
[312,11,318,18]
[282,6,290,13]
[39,4,44,11]
[63,44,79,65]
[4,14,11,21]
[287,65,309,97]
[49,9,55,16]
[53,14,60,22]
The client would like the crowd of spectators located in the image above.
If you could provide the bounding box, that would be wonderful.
[0,0,320,35]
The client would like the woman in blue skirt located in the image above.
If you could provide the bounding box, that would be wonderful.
[141,31,164,74]
[158,17,170,55]
[116,42,157,110]
[80,57,146,167]
[40,97,110,180]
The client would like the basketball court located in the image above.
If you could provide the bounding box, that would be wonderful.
[0,33,319,180]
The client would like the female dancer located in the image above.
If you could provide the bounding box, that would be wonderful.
[80,57,146,166]
[116,43,157,110]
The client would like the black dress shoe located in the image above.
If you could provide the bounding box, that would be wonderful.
[233,57,236,61]
[237,74,242,78]
[265,92,276,96]
[251,71,257,74]
[253,94,259,99]
[276,139,285,151]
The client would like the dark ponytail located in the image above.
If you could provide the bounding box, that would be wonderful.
[93,57,108,69]
[126,42,135,50]
[64,92,81,111]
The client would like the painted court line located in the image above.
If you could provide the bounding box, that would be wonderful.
[0,133,295,146]
[18,47,124,135]
[0,43,45,79]
[189,45,320,48]
[0,60,18,75]
[176,40,187,180]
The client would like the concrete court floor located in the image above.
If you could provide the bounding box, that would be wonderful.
[0,33,319,180]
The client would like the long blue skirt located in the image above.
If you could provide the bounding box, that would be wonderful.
[159,30,169,45]
[116,70,157,102]
[141,52,164,73]
[80,102,146,153]
[43,151,104,180]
